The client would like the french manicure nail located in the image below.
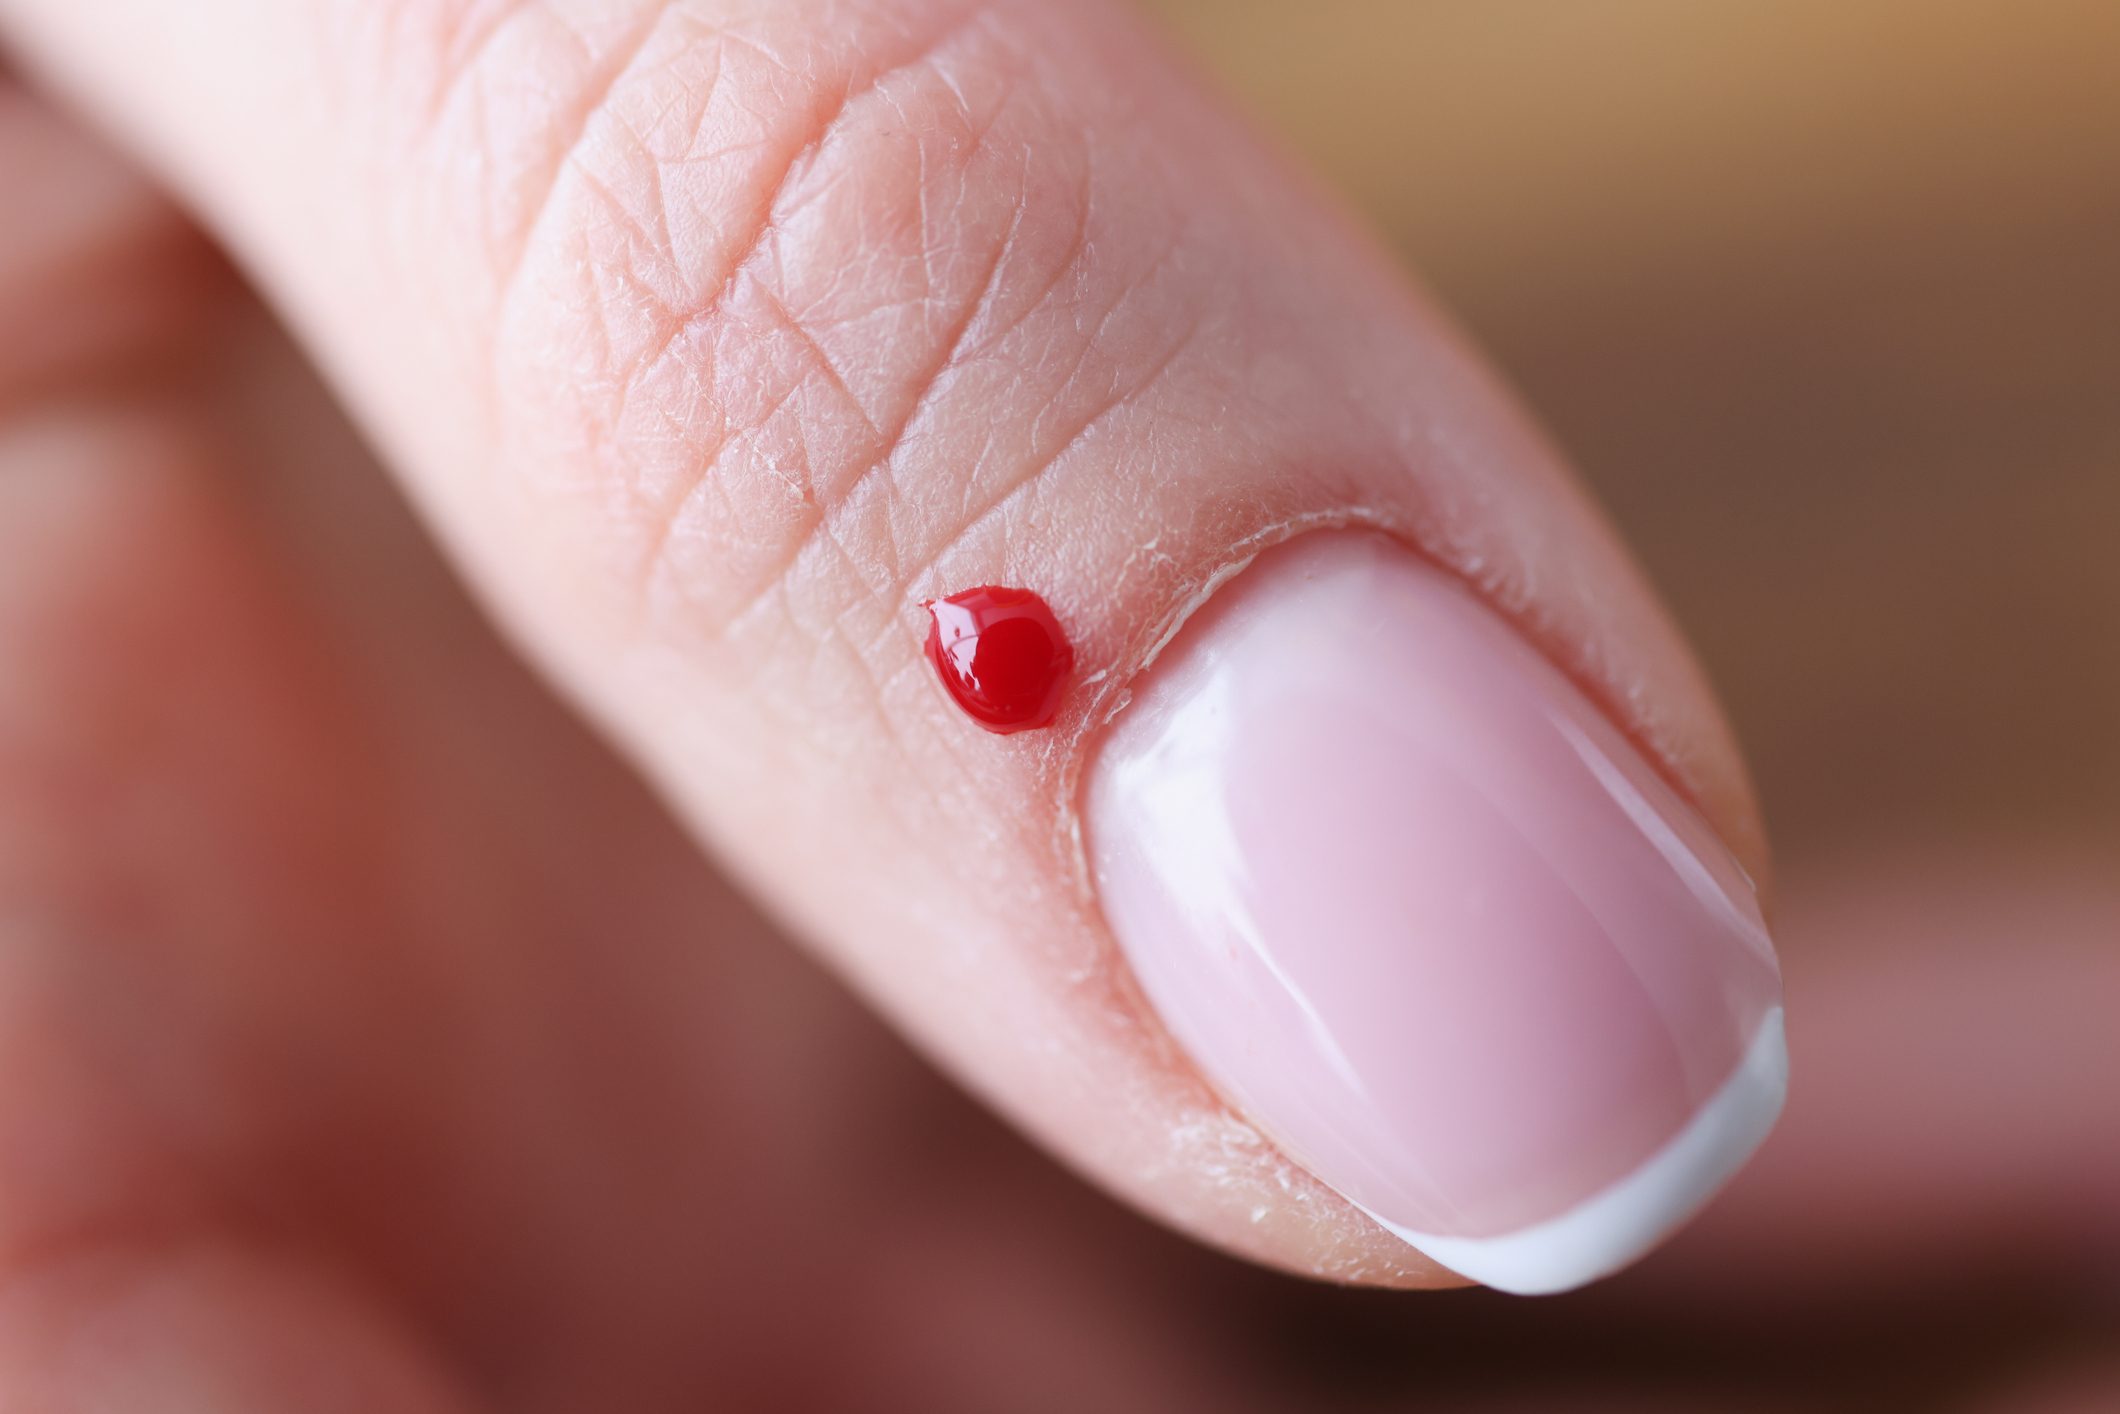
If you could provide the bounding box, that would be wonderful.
[1087,532,1786,1294]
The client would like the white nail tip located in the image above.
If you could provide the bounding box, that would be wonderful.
[1361,1008,1790,1296]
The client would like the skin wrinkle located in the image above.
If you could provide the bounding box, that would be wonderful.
[809,525,923,790]
[614,4,993,408]
[552,12,1005,633]
[387,2,729,460]
[937,226,1198,549]
[569,163,680,307]
[484,2,671,330]
[750,324,1195,784]
[845,93,1026,586]
[622,294,841,632]
[0,0,1805,1309]
[746,279,883,450]
[413,0,546,134]
[657,113,1039,631]
[716,150,1184,644]
[991,152,1094,360]
[613,124,683,286]
[896,310,1202,607]
[305,0,1757,1284]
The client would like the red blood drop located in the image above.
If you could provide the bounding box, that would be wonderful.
[924,586,1074,733]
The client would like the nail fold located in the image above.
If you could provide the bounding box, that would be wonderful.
[1087,532,1786,1293]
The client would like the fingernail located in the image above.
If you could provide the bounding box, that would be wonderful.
[1086,532,1786,1294]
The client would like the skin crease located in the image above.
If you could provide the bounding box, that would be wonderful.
[0,0,1768,1292]
[0,0,2111,1407]
[0,21,2118,1414]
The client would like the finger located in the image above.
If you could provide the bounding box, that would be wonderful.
[0,1241,478,1413]
[0,406,479,1409]
[1,0,1785,1292]
[0,81,467,1406]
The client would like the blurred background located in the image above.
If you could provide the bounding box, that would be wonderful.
[1150,0,2120,854]
[3,2,2116,1409]
[1121,0,2120,1406]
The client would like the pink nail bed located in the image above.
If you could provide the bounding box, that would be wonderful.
[1087,532,1786,1294]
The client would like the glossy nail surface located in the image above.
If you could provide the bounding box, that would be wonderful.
[1087,533,1786,1293]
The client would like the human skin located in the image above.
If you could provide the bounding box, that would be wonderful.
[1,0,1778,1289]
[0,0,2115,1407]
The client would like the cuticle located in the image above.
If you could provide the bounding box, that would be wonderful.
[1047,504,1746,924]
[1051,504,1407,906]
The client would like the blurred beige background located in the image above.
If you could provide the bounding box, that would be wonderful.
[1144,0,2120,861]
[1098,11,2120,1401]
[9,6,2114,1407]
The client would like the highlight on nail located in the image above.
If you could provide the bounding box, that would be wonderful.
[1086,531,1786,1294]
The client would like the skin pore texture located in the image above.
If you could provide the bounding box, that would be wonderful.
[0,0,1773,1294]
[8,0,2120,1404]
